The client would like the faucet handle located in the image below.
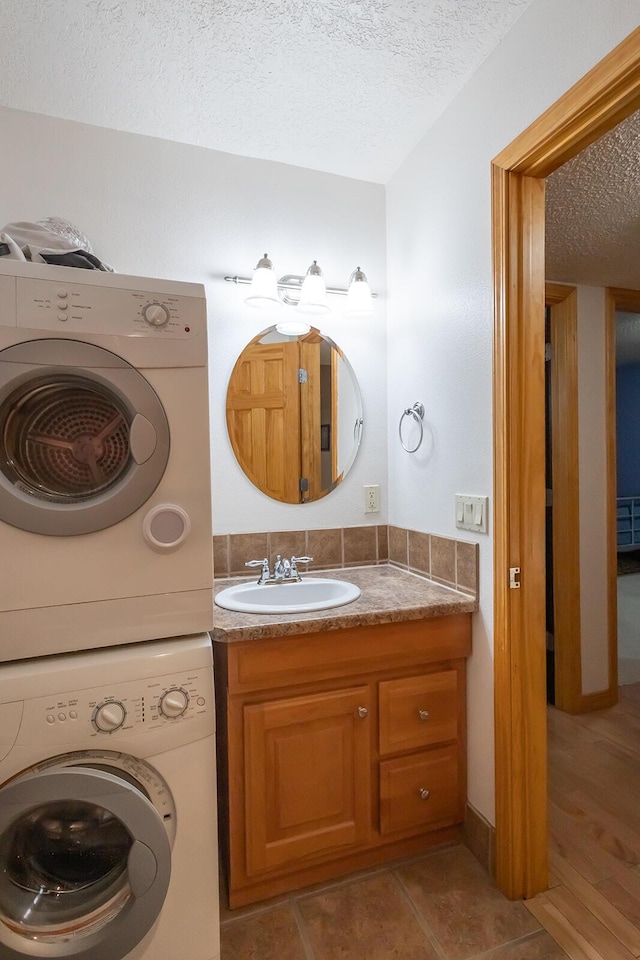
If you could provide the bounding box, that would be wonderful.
[244,558,270,583]
[291,556,313,564]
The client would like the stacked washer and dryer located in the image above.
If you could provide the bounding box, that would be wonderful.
[0,261,220,960]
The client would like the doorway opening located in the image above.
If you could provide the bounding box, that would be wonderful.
[492,27,640,899]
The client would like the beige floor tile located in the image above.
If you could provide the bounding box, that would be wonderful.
[220,903,307,960]
[396,846,540,960]
[298,871,440,959]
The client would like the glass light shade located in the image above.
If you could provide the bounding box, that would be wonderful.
[297,261,330,315]
[346,267,373,315]
[275,318,311,336]
[244,254,281,308]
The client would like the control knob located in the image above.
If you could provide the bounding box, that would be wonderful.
[94,700,126,733]
[159,688,189,719]
[142,302,170,327]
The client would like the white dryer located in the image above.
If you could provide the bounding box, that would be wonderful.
[0,633,220,960]
[0,261,213,661]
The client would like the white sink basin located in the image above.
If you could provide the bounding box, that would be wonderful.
[214,577,361,614]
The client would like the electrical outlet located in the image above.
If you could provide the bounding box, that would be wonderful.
[363,485,380,513]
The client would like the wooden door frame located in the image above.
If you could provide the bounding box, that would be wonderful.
[492,27,640,899]
[545,284,582,713]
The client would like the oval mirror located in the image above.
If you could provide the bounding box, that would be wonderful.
[226,326,363,503]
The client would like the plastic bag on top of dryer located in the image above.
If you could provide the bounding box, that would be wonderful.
[0,218,114,270]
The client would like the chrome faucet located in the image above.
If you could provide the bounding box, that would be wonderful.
[273,555,288,580]
[245,555,313,584]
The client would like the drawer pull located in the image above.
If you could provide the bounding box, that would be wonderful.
[418,788,431,801]
[418,710,430,721]
[357,706,368,719]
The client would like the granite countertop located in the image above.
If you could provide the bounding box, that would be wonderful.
[211,565,477,642]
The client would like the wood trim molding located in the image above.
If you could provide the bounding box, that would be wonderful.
[609,288,640,313]
[492,168,547,900]
[494,27,640,177]
[492,28,640,900]
[545,285,582,714]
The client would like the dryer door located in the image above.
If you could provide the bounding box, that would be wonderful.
[0,339,170,535]
[0,765,172,960]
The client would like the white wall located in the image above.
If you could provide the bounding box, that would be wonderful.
[386,0,639,823]
[0,106,388,534]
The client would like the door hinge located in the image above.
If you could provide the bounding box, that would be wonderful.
[299,478,309,493]
[509,567,521,589]
[545,342,552,362]
[298,368,308,383]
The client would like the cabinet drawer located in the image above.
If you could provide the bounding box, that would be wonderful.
[379,670,458,755]
[379,746,460,836]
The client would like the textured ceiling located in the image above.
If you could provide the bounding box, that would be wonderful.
[0,0,534,183]
[546,109,640,291]
[546,109,640,364]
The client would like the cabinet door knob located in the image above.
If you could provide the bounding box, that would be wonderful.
[418,788,431,801]
[418,710,430,721]
[357,706,368,719]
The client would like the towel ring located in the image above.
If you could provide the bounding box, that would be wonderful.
[399,402,425,453]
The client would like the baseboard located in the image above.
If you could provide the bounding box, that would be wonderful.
[464,803,495,877]
[576,687,618,712]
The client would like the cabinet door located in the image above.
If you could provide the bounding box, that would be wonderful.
[379,670,458,755]
[243,686,371,876]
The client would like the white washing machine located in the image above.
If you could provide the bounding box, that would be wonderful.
[0,260,213,662]
[0,633,220,960]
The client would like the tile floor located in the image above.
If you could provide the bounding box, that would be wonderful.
[220,845,568,960]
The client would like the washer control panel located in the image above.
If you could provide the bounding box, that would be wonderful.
[13,277,202,338]
[20,667,211,743]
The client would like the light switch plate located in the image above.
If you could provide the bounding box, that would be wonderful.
[455,495,488,533]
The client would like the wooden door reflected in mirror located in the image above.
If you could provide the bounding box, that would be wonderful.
[226,326,363,503]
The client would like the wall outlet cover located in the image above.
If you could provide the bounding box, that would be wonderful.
[363,485,380,513]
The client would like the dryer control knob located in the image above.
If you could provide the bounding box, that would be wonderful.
[94,701,126,733]
[159,688,189,719]
[142,302,170,326]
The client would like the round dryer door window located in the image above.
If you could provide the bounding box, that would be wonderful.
[0,339,170,535]
[0,759,173,960]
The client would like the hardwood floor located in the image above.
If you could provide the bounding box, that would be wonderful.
[527,683,640,958]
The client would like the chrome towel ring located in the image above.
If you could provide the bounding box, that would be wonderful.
[399,402,425,453]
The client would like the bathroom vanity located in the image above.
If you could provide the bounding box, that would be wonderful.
[212,566,475,908]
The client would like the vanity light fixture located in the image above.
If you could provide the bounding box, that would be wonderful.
[224,255,377,316]
[297,261,329,315]
[346,266,373,315]
[243,254,280,308]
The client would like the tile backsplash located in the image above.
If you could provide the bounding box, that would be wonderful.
[213,525,478,598]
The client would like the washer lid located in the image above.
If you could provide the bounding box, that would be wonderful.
[0,765,171,960]
[0,339,170,536]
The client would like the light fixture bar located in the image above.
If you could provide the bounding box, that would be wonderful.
[224,274,377,298]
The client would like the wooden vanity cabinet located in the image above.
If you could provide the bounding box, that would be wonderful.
[214,613,471,908]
